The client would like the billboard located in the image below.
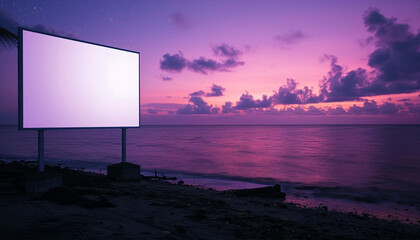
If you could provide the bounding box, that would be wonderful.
[19,28,140,129]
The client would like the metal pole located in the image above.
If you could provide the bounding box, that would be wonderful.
[122,128,126,163]
[38,130,44,172]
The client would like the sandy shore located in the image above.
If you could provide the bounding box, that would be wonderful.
[0,160,419,240]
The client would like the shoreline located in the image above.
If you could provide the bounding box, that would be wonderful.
[1,160,420,239]
[1,156,420,224]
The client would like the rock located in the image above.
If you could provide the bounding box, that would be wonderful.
[229,184,286,198]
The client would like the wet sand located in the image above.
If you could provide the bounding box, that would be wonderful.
[0,160,419,240]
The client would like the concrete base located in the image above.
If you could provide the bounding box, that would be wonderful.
[24,172,63,195]
[107,162,140,181]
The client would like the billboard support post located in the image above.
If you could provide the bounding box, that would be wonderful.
[24,129,63,194]
[122,128,126,163]
[38,130,45,172]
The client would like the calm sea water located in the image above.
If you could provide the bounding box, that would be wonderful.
[1,125,420,220]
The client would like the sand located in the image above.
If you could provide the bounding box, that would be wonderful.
[0,160,419,240]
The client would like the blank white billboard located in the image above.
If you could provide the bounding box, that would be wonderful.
[19,29,140,129]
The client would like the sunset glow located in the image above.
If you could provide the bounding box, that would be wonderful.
[1,0,420,124]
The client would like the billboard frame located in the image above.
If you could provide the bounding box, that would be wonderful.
[18,27,140,130]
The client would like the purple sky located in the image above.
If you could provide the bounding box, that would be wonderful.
[1,0,420,125]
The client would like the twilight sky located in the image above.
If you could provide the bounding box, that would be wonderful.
[1,0,420,125]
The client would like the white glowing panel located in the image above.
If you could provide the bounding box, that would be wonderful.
[20,29,139,129]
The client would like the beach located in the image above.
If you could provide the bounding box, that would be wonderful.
[1,160,419,240]
[1,125,420,223]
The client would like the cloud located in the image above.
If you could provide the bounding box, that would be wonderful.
[364,8,420,88]
[188,57,221,74]
[1,11,74,50]
[272,78,321,104]
[408,105,420,113]
[188,84,226,97]
[159,52,188,72]
[265,100,404,116]
[176,97,217,114]
[328,106,347,115]
[169,12,189,29]
[189,90,205,97]
[342,100,400,115]
[160,75,172,81]
[0,11,74,39]
[357,36,375,47]
[0,10,19,35]
[319,57,369,102]
[212,43,241,59]
[160,44,244,74]
[146,108,158,114]
[274,31,308,45]
[272,9,420,104]
[304,10,420,102]
[235,92,272,110]
[206,84,225,97]
[222,101,239,113]
[212,107,220,114]
[32,24,76,38]
[263,106,327,115]
[187,57,244,74]
[282,106,326,115]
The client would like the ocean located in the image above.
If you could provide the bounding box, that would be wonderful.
[1,125,420,221]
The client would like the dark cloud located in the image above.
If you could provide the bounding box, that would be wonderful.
[319,55,368,102]
[187,57,244,74]
[176,97,217,114]
[159,52,188,72]
[212,43,241,59]
[169,12,189,29]
[274,31,308,45]
[221,58,245,69]
[319,10,420,101]
[1,11,75,39]
[1,12,76,50]
[264,101,404,116]
[358,36,375,48]
[32,24,76,38]
[264,106,327,116]
[212,107,220,114]
[364,8,420,87]
[283,106,326,115]
[272,79,321,104]
[206,84,225,97]
[0,9,19,35]
[188,84,225,97]
[380,102,399,114]
[397,98,411,102]
[188,57,221,74]
[222,101,239,113]
[346,100,400,115]
[160,44,244,74]
[328,106,347,115]
[408,105,420,113]
[160,75,172,81]
[189,90,205,97]
[235,92,272,110]
[146,108,158,114]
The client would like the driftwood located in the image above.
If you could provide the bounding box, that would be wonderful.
[141,175,177,181]
[229,184,286,198]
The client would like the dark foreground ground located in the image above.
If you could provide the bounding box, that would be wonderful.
[0,160,419,240]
